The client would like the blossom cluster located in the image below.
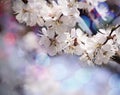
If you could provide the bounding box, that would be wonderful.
[12,0,120,65]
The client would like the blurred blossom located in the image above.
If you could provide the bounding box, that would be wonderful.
[25,64,49,80]
[24,64,60,95]
[48,63,69,81]
[84,85,100,95]
[108,88,120,95]
[62,76,80,92]
[35,52,50,67]
[0,48,7,59]
[109,74,120,88]
[22,32,39,51]
[17,48,26,57]
[92,68,111,84]
[3,32,16,46]
[96,2,110,21]
[74,69,92,85]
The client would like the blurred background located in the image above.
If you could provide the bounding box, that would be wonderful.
[0,0,120,95]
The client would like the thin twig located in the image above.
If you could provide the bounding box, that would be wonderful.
[102,25,120,45]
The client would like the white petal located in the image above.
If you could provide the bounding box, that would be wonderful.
[48,46,57,56]
[48,31,55,39]
[40,36,50,48]
[42,28,48,36]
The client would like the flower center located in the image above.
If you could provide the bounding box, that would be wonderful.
[49,39,57,46]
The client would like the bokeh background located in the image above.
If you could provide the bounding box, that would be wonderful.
[0,0,120,95]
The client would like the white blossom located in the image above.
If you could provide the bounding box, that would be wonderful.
[40,28,68,56]
[13,0,47,26]
[12,0,120,65]
[80,28,118,65]
[64,28,85,55]
[22,32,39,51]
[44,15,77,34]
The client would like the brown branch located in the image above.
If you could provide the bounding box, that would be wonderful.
[102,25,120,45]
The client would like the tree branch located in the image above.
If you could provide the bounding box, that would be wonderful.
[102,25,120,45]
